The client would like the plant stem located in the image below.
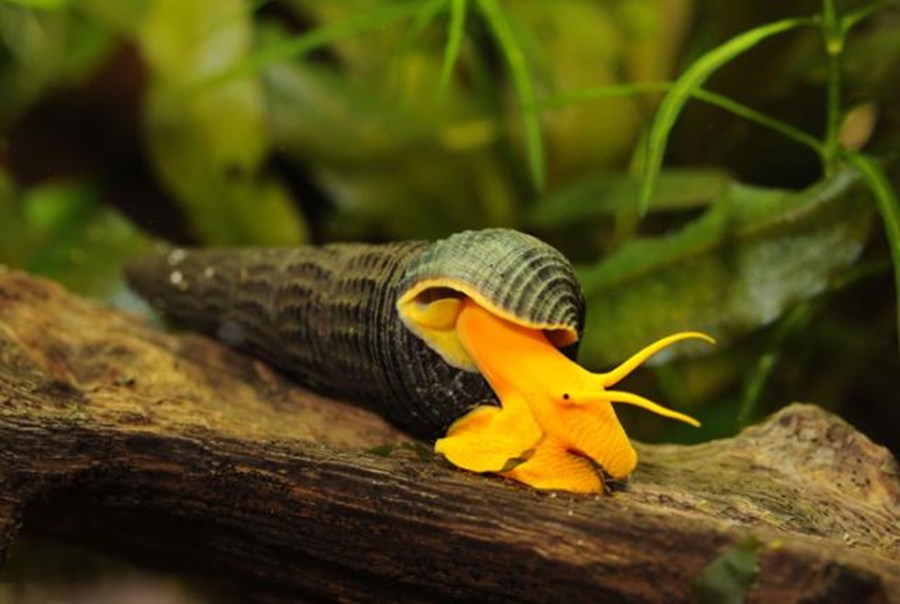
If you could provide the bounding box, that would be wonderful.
[438,0,468,100]
[821,0,844,175]
[737,302,816,427]
[845,152,900,351]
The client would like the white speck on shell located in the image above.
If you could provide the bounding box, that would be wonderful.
[167,248,187,266]
[169,270,188,290]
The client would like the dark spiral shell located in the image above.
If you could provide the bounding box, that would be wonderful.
[124,229,586,440]
[399,229,584,349]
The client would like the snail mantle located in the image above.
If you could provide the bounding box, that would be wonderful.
[0,269,898,603]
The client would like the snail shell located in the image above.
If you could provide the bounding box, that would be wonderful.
[125,228,586,440]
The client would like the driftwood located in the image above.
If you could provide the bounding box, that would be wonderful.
[0,267,898,603]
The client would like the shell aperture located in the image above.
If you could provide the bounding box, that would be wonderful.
[396,229,583,372]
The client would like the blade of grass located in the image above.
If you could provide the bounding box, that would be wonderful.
[384,0,447,100]
[844,152,900,349]
[389,0,446,60]
[841,0,896,34]
[476,0,545,192]
[407,0,448,40]
[639,17,814,213]
[737,302,815,427]
[2,0,69,9]
[195,1,422,91]
[438,0,468,100]
[691,89,823,155]
[821,0,844,174]
[537,83,823,155]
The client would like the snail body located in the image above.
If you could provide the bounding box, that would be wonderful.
[127,228,707,493]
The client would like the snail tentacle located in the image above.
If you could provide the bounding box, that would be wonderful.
[599,331,716,388]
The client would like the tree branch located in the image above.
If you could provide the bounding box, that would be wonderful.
[0,268,897,602]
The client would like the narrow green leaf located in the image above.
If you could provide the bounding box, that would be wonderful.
[438,0,468,99]
[737,302,815,426]
[694,537,761,604]
[640,17,813,213]
[389,0,446,68]
[691,89,823,155]
[0,171,33,268]
[408,0,448,39]
[1,0,70,10]
[476,0,545,192]
[196,1,422,91]
[841,0,895,35]
[844,152,900,349]
[538,83,822,155]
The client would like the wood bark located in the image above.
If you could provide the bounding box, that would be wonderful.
[0,267,898,603]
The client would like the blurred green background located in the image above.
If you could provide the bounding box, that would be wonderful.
[1,0,899,598]
[1,0,898,451]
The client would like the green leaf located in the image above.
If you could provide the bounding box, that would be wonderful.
[138,0,306,245]
[264,51,517,240]
[538,83,823,155]
[1,0,70,10]
[841,0,895,35]
[13,180,149,299]
[640,17,813,213]
[844,152,900,349]
[387,0,446,73]
[737,302,816,426]
[197,1,422,91]
[265,52,425,164]
[0,6,116,125]
[476,0,544,192]
[0,171,32,268]
[71,0,149,35]
[529,168,730,228]
[408,0,447,40]
[577,168,872,367]
[438,0,467,99]
[694,537,760,604]
[690,88,823,155]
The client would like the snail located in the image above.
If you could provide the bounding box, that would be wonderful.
[125,228,711,493]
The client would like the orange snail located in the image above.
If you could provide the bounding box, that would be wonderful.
[126,229,711,493]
